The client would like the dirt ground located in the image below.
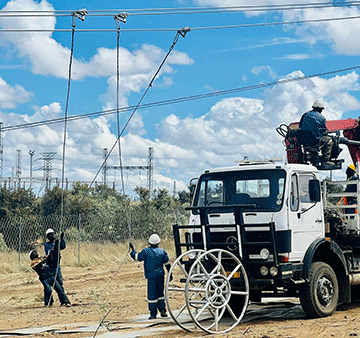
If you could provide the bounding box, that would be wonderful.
[1,254,360,338]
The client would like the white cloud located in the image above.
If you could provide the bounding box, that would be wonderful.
[158,70,360,178]
[282,6,360,55]
[0,76,31,109]
[276,54,312,61]
[0,0,194,111]
[251,65,277,79]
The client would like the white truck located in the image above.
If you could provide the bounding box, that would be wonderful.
[168,161,360,334]
[166,119,360,334]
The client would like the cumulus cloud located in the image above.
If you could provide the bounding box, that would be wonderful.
[0,76,31,109]
[251,65,277,79]
[281,6,360,55]
[158,70,360,178]
[0,0,194,111]
[194,1,360,57]
[1,69,360,193]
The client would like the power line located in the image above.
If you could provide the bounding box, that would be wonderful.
[2,64,360,133]
[1,1,360,16]
[2,14,360,33]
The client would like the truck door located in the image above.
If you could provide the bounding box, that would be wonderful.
[288,173,324,261]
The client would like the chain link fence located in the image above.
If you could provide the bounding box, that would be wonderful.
[0,209,186,265]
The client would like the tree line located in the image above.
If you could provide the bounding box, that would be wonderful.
[0,183,191,252]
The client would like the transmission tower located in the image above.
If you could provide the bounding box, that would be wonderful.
[102,148,108,185]
[0,122,3,178]
[36,152,57,191]
[147,147,153,194]
[16,150,22,178]
[104,147,153,193]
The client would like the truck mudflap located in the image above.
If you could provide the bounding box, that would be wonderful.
[302,237,351,304]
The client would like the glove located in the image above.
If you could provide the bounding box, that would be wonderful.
[169,273,173,282]
[129,242,134,251]
[60,232,64,240]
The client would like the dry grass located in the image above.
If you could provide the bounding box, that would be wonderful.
[0,239,176,275]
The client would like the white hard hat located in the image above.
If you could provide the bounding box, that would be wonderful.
[312,100,325,110]
[45,228,55,235]
[148,234,161,245]
[29,249,37,259]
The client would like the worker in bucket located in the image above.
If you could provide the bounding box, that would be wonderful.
[29,249,71,307]
[129,234,173,319]
[299,100,333,167]
[44,228,66,287]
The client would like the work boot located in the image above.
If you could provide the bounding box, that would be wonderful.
[160,310,168,317]
[323,161,335,168]
[148,315,156,320]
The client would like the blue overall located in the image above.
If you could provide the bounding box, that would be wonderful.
[31,256,69,306]
[299,109,328,141]
[45,239,66,286]
[130,246,170,317]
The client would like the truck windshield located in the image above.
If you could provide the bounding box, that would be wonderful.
[193,169,286,212]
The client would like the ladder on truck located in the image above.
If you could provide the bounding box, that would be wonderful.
[323,178,360,234]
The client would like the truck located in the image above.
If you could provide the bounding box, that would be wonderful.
[165,117,360,334]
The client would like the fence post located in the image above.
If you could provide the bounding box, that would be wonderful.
[18,217,22,264]
[78,213,81,265]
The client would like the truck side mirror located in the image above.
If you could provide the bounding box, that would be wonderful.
[189,178,198,203]
[309,179,321,202]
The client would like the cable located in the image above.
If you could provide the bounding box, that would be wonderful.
[2,1,360,16]
[2,64,360,133]
[114,14,126,195]
[77,27,190,204]
[2,13,360,33]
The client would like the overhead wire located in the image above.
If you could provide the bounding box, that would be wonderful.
[80,27,190,200]
[2,64,360,133]
[1,1,360,16]
[114,14,126,195]
[2,13,360,33]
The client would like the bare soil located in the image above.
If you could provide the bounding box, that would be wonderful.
[1,256,360,338]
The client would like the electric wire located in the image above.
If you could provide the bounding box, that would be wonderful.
[2,1,360,16]
[115,17,125,195]
[2,12,360,33]
[2,14,360,33]
[2,64,360,133]
[76,28,189,209]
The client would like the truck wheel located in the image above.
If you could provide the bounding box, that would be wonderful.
[300,262,339,318]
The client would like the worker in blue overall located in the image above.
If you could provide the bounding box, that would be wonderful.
[129,234,172,319]
[299,100,333,167]
[44,228,66,288]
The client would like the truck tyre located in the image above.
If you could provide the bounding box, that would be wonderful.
[300,262,339,318]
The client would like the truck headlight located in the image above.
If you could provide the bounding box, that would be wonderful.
[270,266,278,276]
[260,266,269,276]
[260,248,270,260]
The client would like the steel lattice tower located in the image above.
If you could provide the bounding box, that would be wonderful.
[40,152,56,191]
[147,147,153,194]
[16,150,22,178]
[102,148,108,185]
[0,122,3,178]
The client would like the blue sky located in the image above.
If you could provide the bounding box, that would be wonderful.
[1,0,360,195]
